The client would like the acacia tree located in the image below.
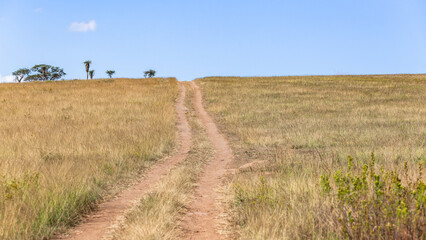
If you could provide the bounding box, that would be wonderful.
[106,70,115,78]
[144,69,156,78]
[89,70,95,79]
[83,60,91,80]
[26,64,66,81]
[12,68,30,83]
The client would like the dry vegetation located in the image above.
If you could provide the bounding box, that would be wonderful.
[112,82,214,239]
[0,78,178,239]
[197,75,426,239]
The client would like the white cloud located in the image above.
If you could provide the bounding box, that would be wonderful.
[34,8,43,12]
[0,75,15,83]
[69,20,96,32]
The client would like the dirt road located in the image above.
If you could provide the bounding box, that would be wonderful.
[56,84,192,240]
[180,82,234,239]
[56,81,233,240]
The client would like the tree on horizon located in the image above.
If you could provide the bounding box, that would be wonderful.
[89,70,95,79]
[25,64,66,81]
[83,60,92,80]
[12,68,30,83]
[106,70,115,78]
[144,69,156,78]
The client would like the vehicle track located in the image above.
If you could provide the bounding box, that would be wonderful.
[56,83,192,240]
[180,81,234,239]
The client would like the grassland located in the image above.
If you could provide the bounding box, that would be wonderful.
[197,75,426,239]
[0,78,178,239]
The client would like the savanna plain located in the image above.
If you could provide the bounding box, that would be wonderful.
[197,75,425,239]
[0,78,178,239]
[0,75,425,240]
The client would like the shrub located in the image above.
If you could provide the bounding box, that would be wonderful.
[321,153,425,239]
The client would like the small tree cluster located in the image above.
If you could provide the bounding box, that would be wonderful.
[12,61,157,82]
[13,64,66,82]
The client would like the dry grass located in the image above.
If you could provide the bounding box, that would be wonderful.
[0,78,178,239]
[197,75,426,239]
[111,82,214,239]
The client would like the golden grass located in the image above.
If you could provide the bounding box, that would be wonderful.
[197,75,426,239]
[0,78,178,239]
[111,82,214,239]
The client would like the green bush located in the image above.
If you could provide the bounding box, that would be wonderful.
[321,153,425,239]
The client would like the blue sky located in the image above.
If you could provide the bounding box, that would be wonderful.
[1,0,426,82]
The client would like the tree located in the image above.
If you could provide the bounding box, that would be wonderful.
[83,60,91,80]
[106,70,115,78]
[144,69,156,78]
[26,64,66,81]
[89,70,95,79]
[12,68,30,83]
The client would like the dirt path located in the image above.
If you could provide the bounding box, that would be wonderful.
[56,83,192,240]
[181,81,234,239]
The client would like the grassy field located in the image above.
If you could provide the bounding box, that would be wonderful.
[197,75,426,239]
[0,78,178,239]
